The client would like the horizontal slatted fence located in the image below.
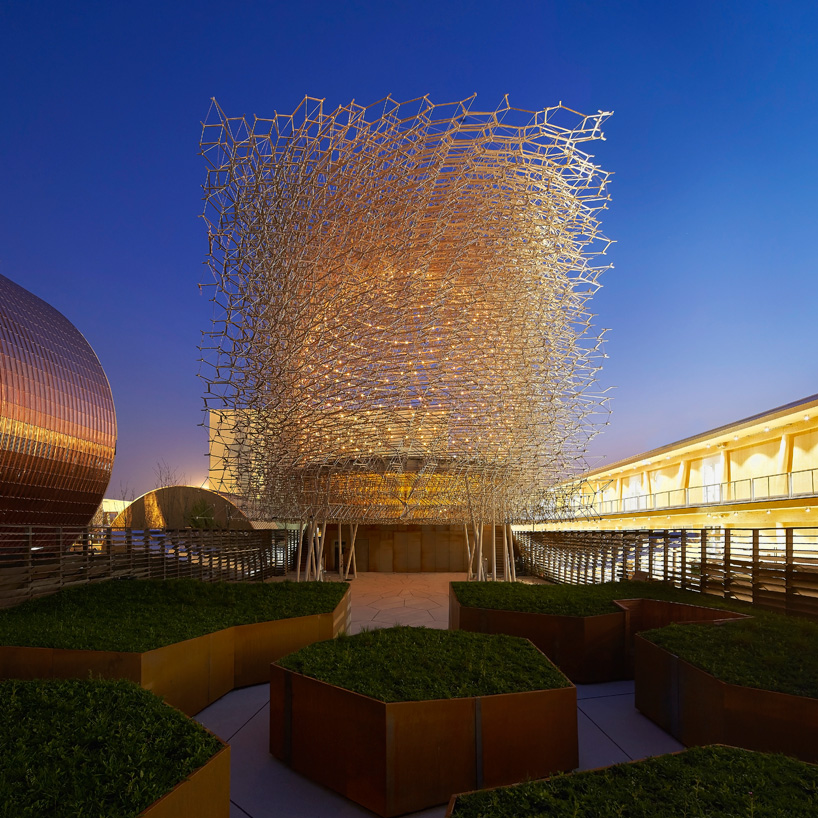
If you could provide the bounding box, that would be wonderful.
[515,528,818,619]
[0,526,297,608]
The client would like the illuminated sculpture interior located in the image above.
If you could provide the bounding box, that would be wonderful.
[200,94,612,533]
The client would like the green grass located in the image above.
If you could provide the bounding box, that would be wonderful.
[0,678,223,818]
[452,580,756,617]
[453,580,818,698]
[449,745,818,817]
[644,614,818,699]
[0,579,347,652]
[278,626,571,702]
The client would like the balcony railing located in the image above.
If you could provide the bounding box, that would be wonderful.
[585,466,818,516]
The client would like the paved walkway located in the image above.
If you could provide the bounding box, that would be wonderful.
[196,573,683,818]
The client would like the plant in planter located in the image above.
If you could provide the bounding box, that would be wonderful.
[0,678,228,818]
[0,579,349,714]
[635,614,818,762]
[270,626,577,817]
[450,580,752,683]
[446,745,818,817]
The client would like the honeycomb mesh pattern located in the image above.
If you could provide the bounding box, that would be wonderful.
[200,95,612,525]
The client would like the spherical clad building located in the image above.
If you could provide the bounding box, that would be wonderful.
[0,273,116,528]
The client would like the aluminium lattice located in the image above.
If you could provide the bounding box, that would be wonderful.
[200,94,612,526]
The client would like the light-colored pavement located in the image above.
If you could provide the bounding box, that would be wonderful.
[196,572,683,818]
[346,571,461,633]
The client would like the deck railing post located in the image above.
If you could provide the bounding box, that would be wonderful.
[752,528,760,606]
[785,527,795,615]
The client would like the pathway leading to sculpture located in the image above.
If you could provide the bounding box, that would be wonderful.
[197,572,683,818]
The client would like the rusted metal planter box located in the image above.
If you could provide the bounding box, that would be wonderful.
[449,585,625,683]
[139,743,231,818]
[634,634,818,763]
[450,585,748,683]
[0,586,350,715]
[443,744,818,817]
[270,659,578,817]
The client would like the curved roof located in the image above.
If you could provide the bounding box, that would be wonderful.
[111,486,252,530]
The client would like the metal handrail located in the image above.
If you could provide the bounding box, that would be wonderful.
[585,466,818,516]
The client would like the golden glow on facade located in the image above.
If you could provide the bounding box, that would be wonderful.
[0,273,116,528]
[201,95,612,524]
[532,394,818,532]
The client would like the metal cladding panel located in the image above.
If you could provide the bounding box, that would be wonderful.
[0,273,116,529]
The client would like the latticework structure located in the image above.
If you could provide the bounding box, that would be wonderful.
[200,94,612,534]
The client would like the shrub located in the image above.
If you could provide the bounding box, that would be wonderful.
[451,579,756,617]
[0,678,223,818]
[278,626,570,702]
[0,579,347,652]
[449,745,818,817]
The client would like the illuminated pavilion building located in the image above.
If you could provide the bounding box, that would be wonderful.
[201,95,613,578]
[534,393,818,534]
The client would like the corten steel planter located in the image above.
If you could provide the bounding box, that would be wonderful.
[614,598,749,676]
[270,659,578,817]
[634,634,818,763]
[0,586,350,715]
[442,744,818,818]
[450,585,749,683]
[139,743,231,818]
[449,585,626,683]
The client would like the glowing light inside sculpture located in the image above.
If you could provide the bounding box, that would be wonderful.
[200,95,612,525]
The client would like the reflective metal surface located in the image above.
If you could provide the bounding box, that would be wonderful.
[0,273,116,528]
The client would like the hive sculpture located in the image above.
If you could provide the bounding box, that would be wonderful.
[200,95,612,536]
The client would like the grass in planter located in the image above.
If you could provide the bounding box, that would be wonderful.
[452,580,757,617]
[0,578,347,652]
[278,626,571,702]
[644,614,818,699]
[449,745,818,817]
[0,678,223,818]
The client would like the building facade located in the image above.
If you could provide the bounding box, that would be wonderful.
[534,394,818,532]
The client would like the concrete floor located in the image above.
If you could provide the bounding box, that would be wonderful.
[196,572,683,818]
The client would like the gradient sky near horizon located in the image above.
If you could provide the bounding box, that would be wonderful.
[2,0,817,499]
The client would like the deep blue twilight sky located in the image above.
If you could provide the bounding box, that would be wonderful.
[2,1,817,498]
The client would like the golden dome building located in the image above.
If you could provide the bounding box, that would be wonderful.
[0,273,116,529]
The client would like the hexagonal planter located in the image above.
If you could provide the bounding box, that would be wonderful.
[139,744,230,818]
[450,584,748,683]
[0,585,350,715]
[269,632,578,817]
[634,634,818,763]
[450,587,625,682]
[1,678,231,817]
[444,745,818,817]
